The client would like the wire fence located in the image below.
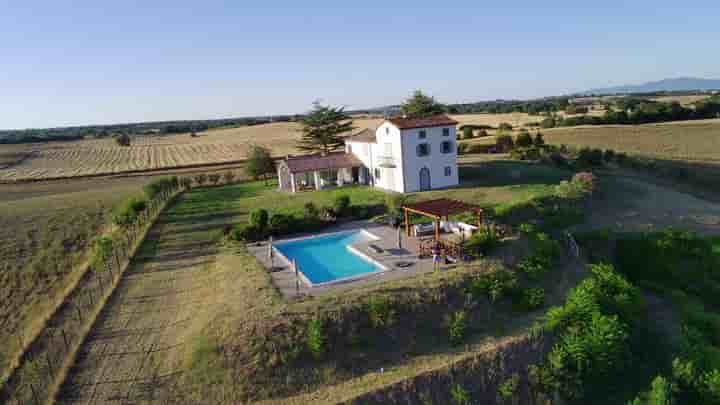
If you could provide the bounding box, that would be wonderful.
[0,185,185,405]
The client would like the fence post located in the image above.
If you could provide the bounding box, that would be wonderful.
[61,328,69,351]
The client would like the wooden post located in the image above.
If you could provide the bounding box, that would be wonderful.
[434,218,440,242]
[404,208,411,237]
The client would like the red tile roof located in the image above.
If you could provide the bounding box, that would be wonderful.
[387,114,459,130]
[284,152,362,174]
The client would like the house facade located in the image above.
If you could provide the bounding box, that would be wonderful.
[277,114,459,194]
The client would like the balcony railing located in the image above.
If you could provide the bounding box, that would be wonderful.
[376,155,396,168]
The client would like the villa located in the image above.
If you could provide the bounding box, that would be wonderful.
[276,114,459,193]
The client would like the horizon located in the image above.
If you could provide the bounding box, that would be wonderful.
[2,0,719,130]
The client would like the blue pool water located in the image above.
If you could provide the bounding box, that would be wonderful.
[274,230,381,284]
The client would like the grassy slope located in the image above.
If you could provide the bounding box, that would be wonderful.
[163,161,576,403]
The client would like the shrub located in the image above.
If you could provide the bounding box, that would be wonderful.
[194,173,208,185]
[249,208,269,231]
[534,132,545,147]
[471,269,519,303]
[462,126,474,139]
[385,194,407,217]
[93,236,115,268]
[548,152,568,167]
[367,296,396,328]
[498,122,513,131]
[448,310,467,346]
[540,117,556,128]
[450,384,471,405]
[517,255,551,280]
[115,133,131,146]
[223,171,236,184]
[518,222,536,235]
[577,147,604,166]
[269,213,294,235]
[464,226,501,257]
[306,318,325,359]
[555,172,595,199]
[498,373,520,402]
[615,152,628,164]
[113,196,148,226]
[143,176,179,199]
[496,134,515,152]
[303,202,320,221]
[516,131,533,148]
[517,287,545,311]
[180,177,193,189]
[229,224,265,242]
[457,143,469,154]
[477,129,489,137]
[603,149,616,162]
[208,173,221,185]
[333,195,351,217]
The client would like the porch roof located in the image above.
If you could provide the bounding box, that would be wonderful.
[402,198,482,219]
[284,152,362,174]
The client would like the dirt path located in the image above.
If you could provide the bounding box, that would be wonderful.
[57,214,218,404]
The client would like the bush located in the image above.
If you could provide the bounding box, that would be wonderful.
[334,195,351,216]
[518,223,536,235]
[462,126,474,139]
[143,176,179,199]
[496,134,515,152]
[448,310,467,346]
[498,373,520,402]
[306,318,325,359]
[548,152,568,167]
[113,196,148,226]
[470,269,519,303]
[516,131,533,148]
[603,149,616,162]
[517,255,551,280]
[249,209,269,231]
[477,129,489,137]
[498,122,513,131]
[540,117,557,128]
[464,226,501,257]
[577,147,604,166]
[229,224,265,242]
[269,213,295,235]
[534,132,545,147]
[451,384,471,405]
[367,296,396,328]
[115,133,131,146]
[303,202,319,221]
[457,143,469,154]
[517,287,545,311]
[555,172,596,199]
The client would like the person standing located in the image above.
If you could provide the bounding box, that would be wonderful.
[432,241,441,271]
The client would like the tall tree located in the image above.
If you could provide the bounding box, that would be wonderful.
[400,90,446,118]
[297,102,354,154]
[245,144,275,184]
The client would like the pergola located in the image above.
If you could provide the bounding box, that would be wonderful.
[402,198,484,241]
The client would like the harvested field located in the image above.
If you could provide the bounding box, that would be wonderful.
[650,94,710,105]
[1,114,541,181]
[544,119,720,162]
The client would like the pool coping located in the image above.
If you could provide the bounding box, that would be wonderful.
[270,229,392,287]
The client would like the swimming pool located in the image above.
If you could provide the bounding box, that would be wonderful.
[274,230,385,285]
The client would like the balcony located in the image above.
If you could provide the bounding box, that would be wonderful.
[376,155,396,168]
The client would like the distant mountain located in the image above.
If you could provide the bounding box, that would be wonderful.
[580,77,720,95]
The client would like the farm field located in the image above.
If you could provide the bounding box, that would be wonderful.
[0,114,542,181]
[0,176,153,377]
[543,118,720,162]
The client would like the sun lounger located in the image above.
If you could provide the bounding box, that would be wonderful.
[369,244,384,254]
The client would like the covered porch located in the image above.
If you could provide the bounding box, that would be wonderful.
[277,152,368,193]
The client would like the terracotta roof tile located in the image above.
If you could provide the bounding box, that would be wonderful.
[284,152,362,173]
[387,114,458,130]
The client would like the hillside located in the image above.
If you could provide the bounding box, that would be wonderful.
[582,77,720,95]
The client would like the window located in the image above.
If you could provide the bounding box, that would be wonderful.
[419,130,427,139]
[416,143,430,157]
[443,128,450,137]
[444,166,452,176]
[374,168,381,180]
[441,141,453,154]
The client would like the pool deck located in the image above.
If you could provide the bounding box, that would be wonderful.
[248,221,461,299]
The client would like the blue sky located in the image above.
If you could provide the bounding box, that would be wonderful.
[1,0,719,129]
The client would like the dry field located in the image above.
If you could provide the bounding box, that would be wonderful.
[649,94,710,105]
[0,114,540,181]
[0,177,151,376]
[544,119,720,162]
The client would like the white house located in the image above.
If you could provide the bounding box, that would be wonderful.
[276,114,459,193]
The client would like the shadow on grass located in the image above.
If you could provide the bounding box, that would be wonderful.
[459,160,572,187]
